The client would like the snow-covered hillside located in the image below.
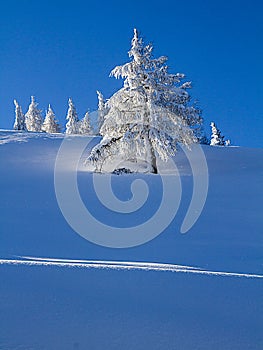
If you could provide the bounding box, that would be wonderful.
[0,130,262,350]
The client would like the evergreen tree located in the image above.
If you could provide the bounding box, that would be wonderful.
[96,90,107,133]
[210,122,225,146]
[87,29,201,173]
[25,96,43,132]
[65,98,79,134]
[42,104,60,133]
[78,111,92,135]
[13,99,27,131]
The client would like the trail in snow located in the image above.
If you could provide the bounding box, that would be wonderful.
[0,256,262,279]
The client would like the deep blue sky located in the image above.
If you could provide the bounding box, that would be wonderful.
[0,0,262,147]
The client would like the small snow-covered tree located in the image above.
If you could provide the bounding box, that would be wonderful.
[210,122,225,146]
[78,111,92,135]
[97,90,107,133]
[25,96,43,132]
[13,99,27,131]
[87,29,202,173]
[42,104,60,133]
[65,98,79,134]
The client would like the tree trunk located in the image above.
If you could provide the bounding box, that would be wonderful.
[145,129,158,174]
[149,141,158,174]
[143,101,158,174]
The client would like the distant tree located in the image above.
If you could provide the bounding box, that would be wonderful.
[13,99,27,131]
[194,123,209,145]
[65,98,79,134]
[210,122,226,146]
[42,104,60,133]
[96,90,107,133]
[25,96,43,132]
[86,29,201,173]
[78,111,92,135]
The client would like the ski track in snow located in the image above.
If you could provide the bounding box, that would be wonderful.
[0,256,262,279]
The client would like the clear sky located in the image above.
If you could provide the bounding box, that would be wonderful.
[0,0,262,147]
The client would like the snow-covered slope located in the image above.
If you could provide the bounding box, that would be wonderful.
[0,130,262,350]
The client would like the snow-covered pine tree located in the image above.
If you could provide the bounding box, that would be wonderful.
[210,122,225,146]
[78,111,92,135]
[13,99,27,131]
[96,90,107,133]
[86,29,202,173]
[65,98,79,134]
[42,104,60,133]
[25,96,43,132]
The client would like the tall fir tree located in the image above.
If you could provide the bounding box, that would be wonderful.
[87,29,202,173]
[65,98,79,134]
[13,99,27,131]
[42,105,60,133]
[25,96,43,132]
[78,111,92,135]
